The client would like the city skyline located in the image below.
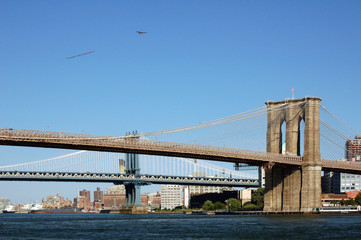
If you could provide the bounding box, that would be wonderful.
[1,1,360,203]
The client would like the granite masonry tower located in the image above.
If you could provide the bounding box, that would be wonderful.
[264,97,322,212]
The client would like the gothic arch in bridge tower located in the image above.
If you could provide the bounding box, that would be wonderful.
[264,97,322,213]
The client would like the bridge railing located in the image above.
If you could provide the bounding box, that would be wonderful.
[3,128,361,173]
[0,128,303,165]
[321,159,361,168]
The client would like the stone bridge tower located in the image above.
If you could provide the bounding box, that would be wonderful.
[264,97,322,212]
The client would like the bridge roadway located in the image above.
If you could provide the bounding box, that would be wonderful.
[1,129,361,174]
[0,171,259,187]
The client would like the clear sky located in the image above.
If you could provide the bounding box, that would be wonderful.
[0,1,360,204]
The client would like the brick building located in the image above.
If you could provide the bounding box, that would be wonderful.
[346,135,361,162]
[79,189,91,202]
[103,193,148,208]
[94,187,103,203]
[148,192,161,209]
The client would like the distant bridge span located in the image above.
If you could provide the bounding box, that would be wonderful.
[0,171,259,187]
[1,129,361,174]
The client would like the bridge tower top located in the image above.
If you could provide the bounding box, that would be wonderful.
[265,96,322,106]
[265,96,322,165]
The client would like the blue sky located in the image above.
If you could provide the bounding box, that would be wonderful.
[0,1,360,203]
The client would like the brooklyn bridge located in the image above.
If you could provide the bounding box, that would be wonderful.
[0,97,360,213]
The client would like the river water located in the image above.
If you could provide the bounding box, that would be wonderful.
[0,213,360,239]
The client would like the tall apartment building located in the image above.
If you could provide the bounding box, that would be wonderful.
[346,135,361,162]
[161,185,182,210]
[79,189,91,202]
[94,187,104,203]
[77,189,92,211]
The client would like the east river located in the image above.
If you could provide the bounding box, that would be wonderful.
[1,213,361,239]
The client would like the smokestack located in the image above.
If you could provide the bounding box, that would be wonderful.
[119,159,125,174]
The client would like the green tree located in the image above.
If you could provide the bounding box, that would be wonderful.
[251,188,264,208]
[330,200,338,206]
[242,203,259,210]
[355,192,361,205]
[226,198,241,211]
[214,201,226,210]
[202,200,215,211]
[345,198,357,206]
[340,199,346,206]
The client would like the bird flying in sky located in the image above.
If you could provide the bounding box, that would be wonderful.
[66,50,95,59]
[136,31,147,35]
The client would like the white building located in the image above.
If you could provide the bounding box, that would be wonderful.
[107,185,125,194]
[161,185,182,210]
[239,188,252,206]
[333,172,361,193]
[0,197,10,210]
[188,185,225,195]
[188,172,232,196]
[183,186,189,208]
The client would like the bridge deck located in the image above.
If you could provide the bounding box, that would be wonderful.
[1,129,361,174]
[0,171,259,187]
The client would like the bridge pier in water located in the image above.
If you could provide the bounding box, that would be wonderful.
[264,97,322,213]
[117,152,147,214]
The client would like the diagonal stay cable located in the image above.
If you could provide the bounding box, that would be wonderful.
[321,105,360,136]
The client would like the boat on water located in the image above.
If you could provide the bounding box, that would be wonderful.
[318,206,361,214]
[2,205,16,214]
[29,207,83,214]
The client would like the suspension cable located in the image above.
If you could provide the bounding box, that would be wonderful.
[320,133,349,154]
[321,105,360,136]
[320,120,349,141]
[139,102,305,137]
[0,151,86,169]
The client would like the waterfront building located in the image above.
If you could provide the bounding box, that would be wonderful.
[77,189,92,211]
[79,189,91,202]
[77,195,92,211]
[103,193,125,208]
[189,172,232,195]
[94,187,103,203]
[147,192,161,210]
[327,169,361,193]
[239,188,253,206]
[338,172,361,192]
[42,194,72,208]
[188,185,225,195]
[0,197,11,210]
[322,136,361,194]
[103,192,148,209]
[161,185,182,210]
[321,193,347,206]
[323,168,361,193]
